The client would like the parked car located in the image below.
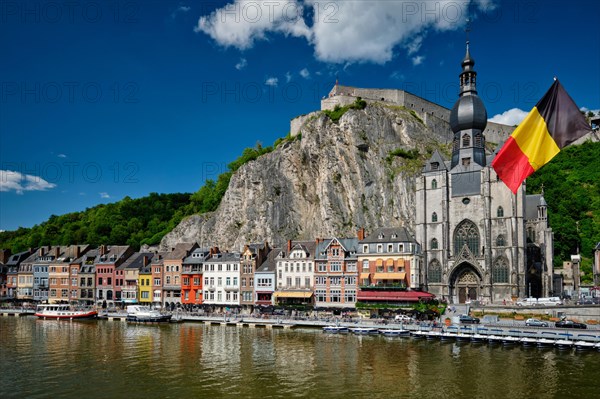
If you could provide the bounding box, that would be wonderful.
[525,318,548,327]
[555,320,587,329]
[459,314,480,324]
[394,314,412,323]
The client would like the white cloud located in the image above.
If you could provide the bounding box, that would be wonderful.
[489,108,529,126]
[299,68,310,79]
[178,6,191,13]
[0,170,56,194]
[99,192,111,199]
[235,57,248,70]
[265,77,278,86]
[412,55,425,66]
[57,153,67,158]
[390,71,405,80]
[285,71,293,83]
[172,5,191,19]
[196,1,497,64]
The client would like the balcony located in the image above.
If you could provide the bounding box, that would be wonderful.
[224,286,239,292]
[359,284,408,291]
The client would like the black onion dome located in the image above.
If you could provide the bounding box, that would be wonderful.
[450,94,488,132]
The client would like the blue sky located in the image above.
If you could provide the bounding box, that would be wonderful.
[1,0,599,231]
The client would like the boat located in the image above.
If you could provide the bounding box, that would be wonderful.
[323,325,349,333]
[594,342,600,352]
[470,333,488,343]
[425,330,442,340]
[487,335,503,345]
[456,333,472,342]
[349,327,379,335]
[554,339,574,349]
[126,305,172,323]
[501,336,521,346]
[379,329,410,337]
[536,338,556,348]
[35,304,98,320]
[520,336,538,347]
[440,331,458,341]
[573,340,596,351]
[410,330,427,339]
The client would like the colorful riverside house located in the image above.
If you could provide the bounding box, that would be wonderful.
[314,238,359,310]
[181,247,212,307]
[150,253,166,308]
[5,250,33,300]
[95,245,134,307]
[203,252,241,312]
[274,241,316,309]
[356,227,427,307]
[49,245,90,304]
[240,242,271,313]
[119,252,154,305]
[254,248,279,308]
[138,261,152,305]
[162,243,199,309]
[76,249,98,305]
[0,249,10,298]
[16,250,35,301]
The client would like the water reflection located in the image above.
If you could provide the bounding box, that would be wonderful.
[1,317,599,398]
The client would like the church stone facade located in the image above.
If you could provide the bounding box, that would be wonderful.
[416,43,554,304]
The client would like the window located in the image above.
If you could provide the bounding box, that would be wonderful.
[233,277,238,286]
[492,257,509,283]
[295,277,301,287]
[249,278,254,287]
[286,277,292,287]
[428,260,442,283]
[398,244,404,253]
[330,289,341,302]
[347,263,356,272]
[496,235,506,247]
[431,179,438,189]
[377,244,383,253]
[432,212,438,222]
[330,262,341,272]
[431,238,439,250]
[344,290,356,303]
[330,277,341,286]
[242,278,246,287]
[362,260,369,271]
[497,206,504,217]
[305,277,311,288]
[316,277,326,285]
[453,220,480,256]
[318,263,326,272]
[462,134,470,147]
[363,245,368,253]
[332,248,339,256]
[226,277,231,286]
[217,277,222,287]
[462,157,471,166]
[387,244,393,252]
[345,276,356,286]
[165,276,171,285]
[431,162,439,171]
[316,289,326,302]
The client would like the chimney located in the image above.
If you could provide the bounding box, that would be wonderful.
[143,256,150,266]
[357,228,366,241]
[100,245,107,256]
[54,247,60,258]
[74,246,81,259]
[38,247,45,257]
[287,240,292,253]
[0,249,11,264]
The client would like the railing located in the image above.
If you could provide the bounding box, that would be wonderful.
[359,285,407,291]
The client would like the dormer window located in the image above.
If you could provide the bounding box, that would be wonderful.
[363,245,368,253]
[378,233,384,239]
[431,162,439,171]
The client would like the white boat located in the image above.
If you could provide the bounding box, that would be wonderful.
[555,339,574,349]
[425,331,442,340]
[470,334,488,343]
[456,333,472,342]
[594,342,600,351]
[323,325,349,333]
[349,327,379,335]
[410,330,427,339]
[35,304,98,320]
[379,329,410,337]
[487,335,503,344]
[520,337,538,347]
[573,340,596,350]
[126,305,172,323]
[440,331,458,341]
[501,336,521,345]
[536,338,556,347]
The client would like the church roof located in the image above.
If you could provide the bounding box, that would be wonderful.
[525,194,542,221]
[422,150,448,173]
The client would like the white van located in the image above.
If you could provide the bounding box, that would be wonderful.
[516,297,562,306]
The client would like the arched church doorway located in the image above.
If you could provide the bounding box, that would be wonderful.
[450,263,482,304]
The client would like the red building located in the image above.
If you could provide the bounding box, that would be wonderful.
[95,245,134,306]
[181,247,213,306]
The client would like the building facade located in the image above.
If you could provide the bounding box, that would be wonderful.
[181,247,212,306]
[274,241,316,307]
[415,43,553,304]
[240,242,270,311]
[314,238,358,309]
[202,252,240,310]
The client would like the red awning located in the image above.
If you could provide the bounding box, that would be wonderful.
[357,290,435,302]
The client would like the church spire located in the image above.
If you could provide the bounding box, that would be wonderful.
[449,20,488,169]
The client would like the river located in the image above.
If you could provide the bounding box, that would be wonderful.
[1,317,598,398]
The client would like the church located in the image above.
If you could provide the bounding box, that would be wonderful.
[415,41,554,304]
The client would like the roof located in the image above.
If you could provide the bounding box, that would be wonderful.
[6,250,32,266]
[280,241,317,258]
[204,252,240,263]
[117,252,154,270]
[163,243,198,260]
[256,248,280,273]
[422,150,448,173]
[183,248,211,264]
[525,194,542,221]
[356,290,435,302]
[360,227,417,244]
[315,238,359,259]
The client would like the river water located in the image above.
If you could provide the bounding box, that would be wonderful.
[1,317,599,398]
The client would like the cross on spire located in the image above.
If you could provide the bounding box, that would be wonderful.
[465,18,471,48]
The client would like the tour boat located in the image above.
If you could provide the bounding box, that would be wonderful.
[126,305,172,323]
[323,325,349,334]
[35,304,98,320]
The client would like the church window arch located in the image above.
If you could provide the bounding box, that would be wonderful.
[496,235,506,247]
[497,206,504,217]
[432,212,438,223]
[492,256,509,283]
[431,238,439,250]
[428,259,442,283]
[431,179,438,189]
[474,134,482,147]
[462,134,470,147]
[453,220,480,256]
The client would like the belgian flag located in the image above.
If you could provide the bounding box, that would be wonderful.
[492,79,592,194]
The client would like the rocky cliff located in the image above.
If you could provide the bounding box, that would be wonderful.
[161,103,455,251]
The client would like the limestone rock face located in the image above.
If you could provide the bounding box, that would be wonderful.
[160,104,452,251]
